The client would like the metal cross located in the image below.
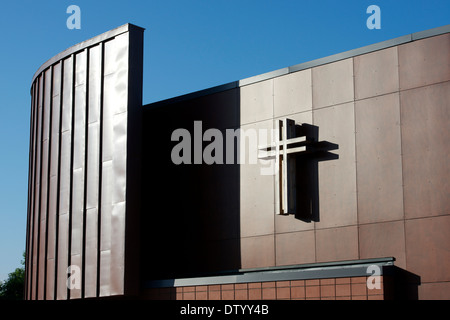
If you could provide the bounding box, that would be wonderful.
[258,118,308,215]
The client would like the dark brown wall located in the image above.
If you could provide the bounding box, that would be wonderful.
[141,88,241,279]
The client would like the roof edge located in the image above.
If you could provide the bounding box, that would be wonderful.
[145,257,396,288]
[31,23,145,83]
[145,24,450,107]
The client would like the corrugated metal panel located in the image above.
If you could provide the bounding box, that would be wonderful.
[70,49,87,300]
[25,81,37,300]
[26,24,143,300]
[84,207,98,298]
[56,56,74,300]
[31,75,43,300]
[46,64,60,300]
[84,44,101,297]
[84,43,101,297]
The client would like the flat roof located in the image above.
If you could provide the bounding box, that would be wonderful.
[145,24,450,109]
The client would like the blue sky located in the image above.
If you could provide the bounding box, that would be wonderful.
[0,0,449,283]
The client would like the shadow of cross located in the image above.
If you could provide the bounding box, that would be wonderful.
[258,118,338,221]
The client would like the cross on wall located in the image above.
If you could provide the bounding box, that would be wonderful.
[258,118,308,215]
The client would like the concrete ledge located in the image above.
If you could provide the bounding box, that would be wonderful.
[145,257,395,288]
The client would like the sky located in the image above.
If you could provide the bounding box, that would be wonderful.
[0,0,449,283]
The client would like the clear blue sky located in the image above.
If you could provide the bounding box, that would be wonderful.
[0,0,449,282]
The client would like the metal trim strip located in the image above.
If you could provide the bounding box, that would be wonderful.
[239,67,289,87]
[411,24,450,40]
[145,257,395,288]
[288,35,412,73]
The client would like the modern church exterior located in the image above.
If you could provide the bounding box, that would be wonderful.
[25,23,450,300]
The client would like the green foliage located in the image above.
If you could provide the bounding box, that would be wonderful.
[0,252,25,300]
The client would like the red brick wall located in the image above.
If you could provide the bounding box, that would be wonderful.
[143,276,385,300]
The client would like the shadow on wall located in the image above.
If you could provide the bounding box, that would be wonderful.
[384,266,421,300]
[139,89,342,281]
[294,123,339,223]
[140,88,241,281]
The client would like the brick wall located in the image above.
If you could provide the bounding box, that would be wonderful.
[143,276,385,300]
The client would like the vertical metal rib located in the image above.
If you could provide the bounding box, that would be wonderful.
[67,53,76,299]
[81,47,90,299]
[25,82,37,299]
[96,42,105,298]
[57,56,73,300]
[43,66,54,299]
[34,74,44,300]
[54,60,64,299]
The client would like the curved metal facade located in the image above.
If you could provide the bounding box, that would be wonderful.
[25,24,143,299]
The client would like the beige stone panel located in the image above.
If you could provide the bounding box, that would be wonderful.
[399,33,450,90]
[355,93,404,223]
[359,221,406,269]
[400,82,450,219]
[313,103,357,229]
[312,58,354,109]
[241,235,275,269]
[274,69,312,117]
[275,231,315,266]
[240,79,273,125]
[240,120,275,237]
[354,46,399,100]
[316,226,359,262]
[405,216,450,283]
